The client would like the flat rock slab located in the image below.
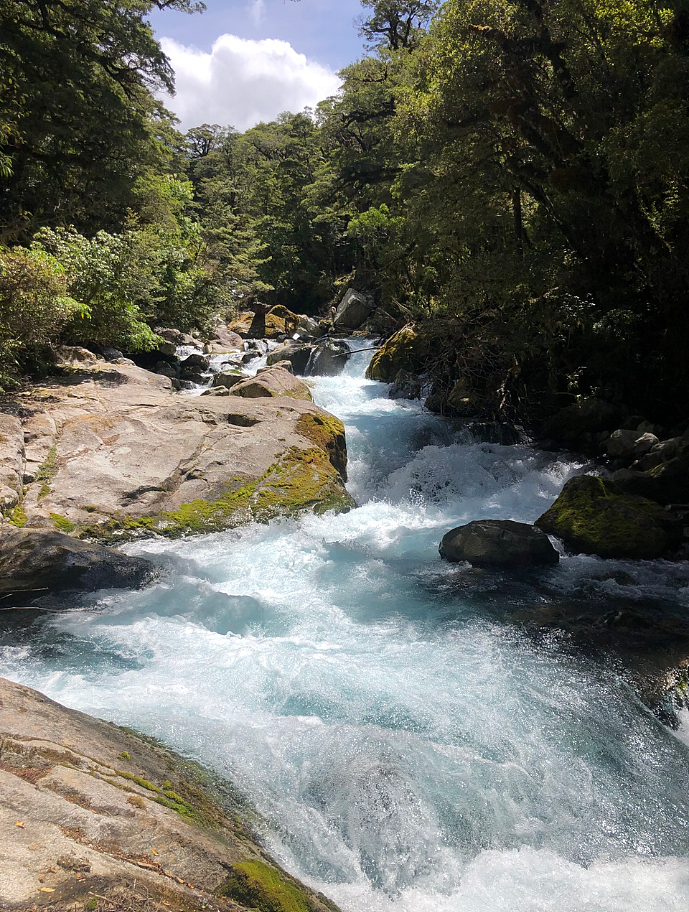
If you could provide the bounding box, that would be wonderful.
[0,360,352,541]
[440,519,559,567]
[0,676,339,912]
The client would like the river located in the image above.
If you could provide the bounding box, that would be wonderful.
[2,345,689,911]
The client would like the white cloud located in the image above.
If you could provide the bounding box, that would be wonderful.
[160,35,342,132]
[249,0,266,26]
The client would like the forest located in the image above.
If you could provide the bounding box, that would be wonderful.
[2,0,689,427]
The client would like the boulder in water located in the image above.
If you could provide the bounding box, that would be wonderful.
[267,340,313,374]
[366,324,435,382]
[440,519,559,568]
[229,367,312,401]
[535,475,680,559]
[0,528,157,594]
[212,369,244,390]
[308,340,350,376]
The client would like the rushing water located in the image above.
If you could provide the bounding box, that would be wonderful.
[3,346,689,911]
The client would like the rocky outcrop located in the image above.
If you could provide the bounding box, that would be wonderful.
[0,528,157,595]
[333,289,373,330]
[366,325,434,382]
[0,676,340,912]
[535,475,681,559]
[0,359,353,543]
[439,520,559,567]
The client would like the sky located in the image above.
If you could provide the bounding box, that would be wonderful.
[147,0,367,132]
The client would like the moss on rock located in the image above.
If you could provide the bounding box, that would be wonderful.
[296,412,348,480]
[366,324,435,382]
[82,447,354,541]
[217,859,318,912]
[535,475,677,559]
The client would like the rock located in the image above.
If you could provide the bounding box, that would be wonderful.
[366,324,435,382]
[535,475,680,559]
[153,360,179,380]
[0,361,351,540]
[180,353,210,372]
[0,528,157,594]
[101,346,124,361]
[260,360,294,374]
[439,520,559,568]
[201,386,231,397]
[632,432,659,456]
[0,677,341,912]
[267,340,313,374]
[229,367,312,401]
[227,311,256,336]
[298,314,325,338]
[156,340,178,357]
[308,340,350,377]
[54,345,101,367]
[607,428,641,459]
[264,304,300,338]
[545,398,622,446]
[0,414,24,512]
[206,324,244,354]
[212,369,245,390]
[333,289,374,330]
[389,369,422,400]
[446,378,480,417]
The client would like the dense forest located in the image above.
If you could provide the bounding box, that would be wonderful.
[1,0,689,426]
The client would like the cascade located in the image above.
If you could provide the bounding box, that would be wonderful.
[1,344,688,911]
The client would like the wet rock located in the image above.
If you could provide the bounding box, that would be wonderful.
[535,475,681,559]
[333,288,374,330]
[389,369,423,400]
[440,520,559,567]
[308,340,350,376]
[0,528,157,594]
[267,340,313,374]
[180,353,210,373]
[153,360,179,380]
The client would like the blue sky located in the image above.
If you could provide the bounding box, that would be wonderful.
[148,0,367,131]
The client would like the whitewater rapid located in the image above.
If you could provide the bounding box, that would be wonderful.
[2,346,689,911]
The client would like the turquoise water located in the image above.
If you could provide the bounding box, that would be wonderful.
[2,347,689,911]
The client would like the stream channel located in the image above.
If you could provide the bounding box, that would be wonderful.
[2,344,689,910]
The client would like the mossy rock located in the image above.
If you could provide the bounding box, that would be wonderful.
[217,859,319,912]
[366,324,435,382]
[535,475,679,559]
[265,305,300,338]
[297,412,348,480]
[82,448,355,541]
[228,311,256,336]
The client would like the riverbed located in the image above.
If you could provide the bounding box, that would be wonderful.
[2,345,689,911]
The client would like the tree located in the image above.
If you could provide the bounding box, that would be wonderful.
[359,1,439,51]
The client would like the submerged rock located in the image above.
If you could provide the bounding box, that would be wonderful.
[535,475,680,559]
[439,520,559,567]
[0,528,157,594]
[0,676,340,912]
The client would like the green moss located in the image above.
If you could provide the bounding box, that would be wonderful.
[50,512,76,533]
[35,445,58,499]
[366,324,434,382]
[82,449,354,541]
[296,412,348,479]
[118,751,130,762]
[8,504,27,527]
[217,859,317,912]
[536,475,670,559]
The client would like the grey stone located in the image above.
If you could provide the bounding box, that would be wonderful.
[333,288,374,330]
[439,519,559,567]
[211,370,244,390]
[607,428,640,458]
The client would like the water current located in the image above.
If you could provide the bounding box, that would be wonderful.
[2,345,689,910]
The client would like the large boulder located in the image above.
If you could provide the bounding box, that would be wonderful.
[333,289,373,330]
[0,677,341,912]
[535,475,680,559]
[366,324,435,382]
[227,311,256,336]
[265,304,300,337]
[205,323,244,353]
[439,520,559,568]
[0,528,157,594]
[308,340,350,376]
[0,360,351,540]
[229,367,313,401]
[267,340,313,374]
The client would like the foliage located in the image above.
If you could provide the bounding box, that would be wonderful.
[0,245,81,381]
